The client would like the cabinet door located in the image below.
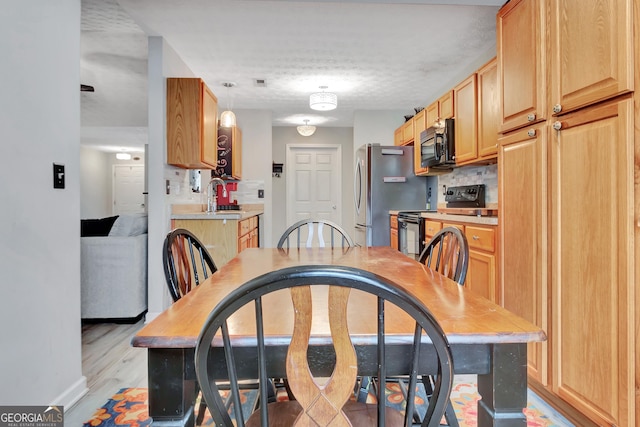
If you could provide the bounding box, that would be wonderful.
[173,219,239,267]
[412,110,427,175]
[167,78,218,169]
[438,91,454,120]
[454,74,478,164]
[550,98,633,426]
[467,250,495,302]
[477,58,498,159]
[201,84,218,167]
[549,0,633,116]
[402,119,414,145]
[498,123,547,385]
[497,0,546,133]
[426,102,439,128]
[394,127,402,146]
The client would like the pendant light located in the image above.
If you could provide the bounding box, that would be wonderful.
[309,86,337,111]
[220,82,236,127]
[297,119,316,136]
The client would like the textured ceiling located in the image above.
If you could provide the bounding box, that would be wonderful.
[80,0,503,152]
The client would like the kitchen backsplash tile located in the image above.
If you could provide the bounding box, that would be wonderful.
[437,164,497,204]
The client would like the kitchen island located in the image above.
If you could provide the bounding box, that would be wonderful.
[171,204,263,267]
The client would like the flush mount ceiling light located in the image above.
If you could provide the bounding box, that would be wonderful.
[116,152,131,160]
[309,86,337,111]
[220,82,236,127]
[297,119,316,136]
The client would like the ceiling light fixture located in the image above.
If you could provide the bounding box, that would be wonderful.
[220,82,236,127]
[297,119,316,137]
[309,86,337,111]
[116,152,131,160]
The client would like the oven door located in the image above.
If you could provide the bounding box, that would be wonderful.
[397,215,424,260]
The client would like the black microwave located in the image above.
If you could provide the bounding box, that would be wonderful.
[420,118,455,168]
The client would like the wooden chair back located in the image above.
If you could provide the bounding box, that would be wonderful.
[419,226,469,285]
[162,228,217,302]
[277,219,354,249]
[195,265,454,427]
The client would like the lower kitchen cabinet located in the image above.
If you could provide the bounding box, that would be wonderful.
[389,214,398,250]
[425,218,497,301]
[498,123,548,385]
[172,215,260,267]
[549,98,634,426]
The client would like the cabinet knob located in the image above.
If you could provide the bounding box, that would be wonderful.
[553,121,562,131]
[472,235,480,240]
[527,113,536,122]
[553,104,563,113]
[527,129,536,138]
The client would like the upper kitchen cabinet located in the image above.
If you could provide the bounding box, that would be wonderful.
[497,0,547,133]
[167,78,218,169]
[412,109,428,175]
[477,58,499,159]
[425,91,454,129]
[549,0,633,116]
[453,74,478,164]
[402,118,414,145]
[213,125,242,180]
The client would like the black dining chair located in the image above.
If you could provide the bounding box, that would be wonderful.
[420,226,469,286]
[163,228,218,302]
[195,265,454,427]
[277,219,354,249]
[410,226,469,426]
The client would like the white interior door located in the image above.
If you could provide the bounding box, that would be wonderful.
[286,144,342,227]
[113,165,145,215]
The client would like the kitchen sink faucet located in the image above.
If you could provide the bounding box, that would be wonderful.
[206,177,227,213]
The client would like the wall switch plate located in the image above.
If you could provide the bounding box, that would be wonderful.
[53,163,65,189]
[258,189,264,198]
[166,180,171,195]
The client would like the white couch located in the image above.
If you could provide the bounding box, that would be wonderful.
[80,214,148,321]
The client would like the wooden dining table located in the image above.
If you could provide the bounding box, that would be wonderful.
[133,246,545,427]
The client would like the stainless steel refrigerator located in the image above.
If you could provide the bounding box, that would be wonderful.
[354,144,427,247]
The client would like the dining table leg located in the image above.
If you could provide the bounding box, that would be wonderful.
[476,343,528,427]
[147,348,197,426]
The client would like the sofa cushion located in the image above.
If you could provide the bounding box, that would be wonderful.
[81,216,119,237]
[109,213,148,237]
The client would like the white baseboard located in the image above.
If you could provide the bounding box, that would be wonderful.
[144,311,162,323]
[53,376,88,410]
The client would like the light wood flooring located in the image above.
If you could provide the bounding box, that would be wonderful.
[64,320,148,426]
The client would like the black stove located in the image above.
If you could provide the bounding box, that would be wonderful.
[445,184,486,208]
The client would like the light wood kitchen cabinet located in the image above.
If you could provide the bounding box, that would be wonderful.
[425,91,454,128]
[401,118,414,145]
[550,97,634,426]
[394,127,402,146]
[425,219,497,302]
[389,214,398,250]
[172,215,260,268]
[498,123,548,385]
[453,74,478,164]
[237,216,259,253]
[412,109,428,175]
[477,58,499,160]
[213,125,242,180]
[497,0,546,133]
[166,78,218,169]
[549,0,633,117]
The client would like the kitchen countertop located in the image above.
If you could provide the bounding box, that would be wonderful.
[171,204,264,221]
[389,210,498,226]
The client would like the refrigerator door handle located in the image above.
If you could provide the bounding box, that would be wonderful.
[354,159,362,215]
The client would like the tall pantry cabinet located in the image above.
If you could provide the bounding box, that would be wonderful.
[497,0,636,426]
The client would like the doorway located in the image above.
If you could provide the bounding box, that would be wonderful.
[113,164,145,215]
[285,144,342,227]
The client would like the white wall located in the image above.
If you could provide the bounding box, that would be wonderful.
[80,147,112,218]
[0,0,86,407]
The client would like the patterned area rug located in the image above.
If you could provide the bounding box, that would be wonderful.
[82,379,573,426]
